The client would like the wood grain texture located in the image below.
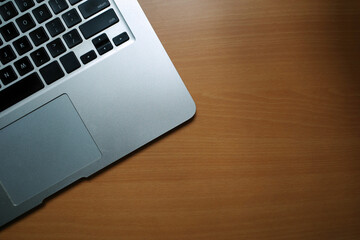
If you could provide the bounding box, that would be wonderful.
[1,0,360,239]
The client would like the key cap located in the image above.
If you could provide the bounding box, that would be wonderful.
[49,0,68,14]
[32,4,52,24]
[0,2,18,21]
[92,33,112,55]
[29,27,49,46]
[69,0,82,5]
[30,47,50,67]
[0,73,44,112]
[47,38,66,57]
[80,50,97,64]
[13,36,33,55]
[16,13,36,33]
[40,61,64,84]
[113,32,129,46]
[62,9,81,28]
[0,66,18,85]
[46,18,65,37]
[14,56,34,76]
[63,29,82,48]
[78,0,110,19]
[15,0,35,12]
[0,45,16,64]
[60,51,80,73]
[96,41,112,55]
[79,9,119,39]
[0,22,20,42]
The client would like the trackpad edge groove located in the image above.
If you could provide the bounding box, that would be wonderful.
[0,94,102,206]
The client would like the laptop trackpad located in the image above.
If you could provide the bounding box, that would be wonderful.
[0,95,101,206]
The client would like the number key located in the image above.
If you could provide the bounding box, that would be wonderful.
[0,2,18,21]
[15,0,35,12]
[49,0,69,14]
[68,0,82,5]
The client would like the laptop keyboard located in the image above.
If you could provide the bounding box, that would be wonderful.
[0,0,130,112]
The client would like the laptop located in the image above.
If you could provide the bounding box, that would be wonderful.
[0,0,195,226]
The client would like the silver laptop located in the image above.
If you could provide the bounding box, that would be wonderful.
[0,0,195,226]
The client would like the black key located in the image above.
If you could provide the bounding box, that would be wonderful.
[0,45,16,64]
[0,66,17,85]
[62,9,81,28]
[13,36,33,55]
[69,0,82,5]
[46,18,65,37]
[30,47,50,67]
[29,27,49,46]
[32,4,52,24]
[60,51,80,73]
[78,0,110,19]
[0,22,20,42]
[113,32,129,46]
[92,33,108,47]
[0,73,44,112]
[0,38,3,46]
[47,38,66,57]
[92,33,112,55]
[15,0,35,12]
[0,2,18,21]
[63,29,82,48]
[48,0,68,14]
[79,9,119,39]
[96,41,112,55]
[14,56,34,76]
[16,13,36,33]
[36,0,45,2]
[80,50,96,64]
[40,61,64,84]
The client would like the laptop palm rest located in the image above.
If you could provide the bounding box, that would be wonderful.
[0,95,101,206]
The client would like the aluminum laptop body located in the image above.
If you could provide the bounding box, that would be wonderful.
[0,0,195,226]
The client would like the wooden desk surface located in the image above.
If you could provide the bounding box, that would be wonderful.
[2,0,360,239]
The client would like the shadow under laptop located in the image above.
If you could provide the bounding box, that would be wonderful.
[0,114,196,230]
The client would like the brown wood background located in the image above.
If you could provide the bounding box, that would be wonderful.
[2,0,360,239]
